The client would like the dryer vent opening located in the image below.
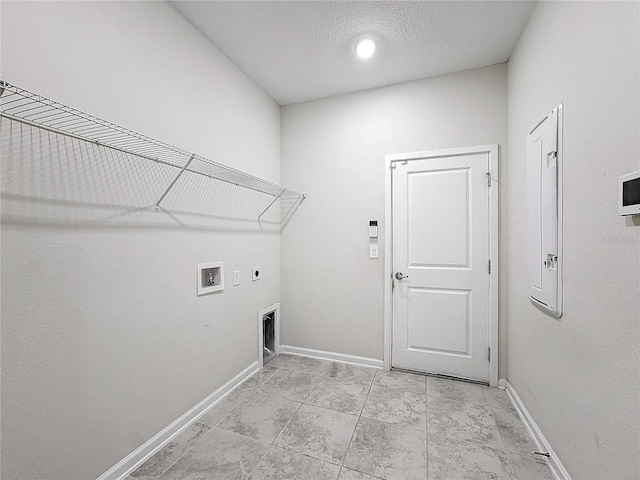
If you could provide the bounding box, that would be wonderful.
[258,303,280,367]
[262,310,276,364]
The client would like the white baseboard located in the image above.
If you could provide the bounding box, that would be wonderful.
[97,361,259,480]
[279,345,383,369]
[505,381,572,480]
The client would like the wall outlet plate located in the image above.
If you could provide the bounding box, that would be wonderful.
[198,262,224,295]
[233,270,240,286]
[252,266,261,282]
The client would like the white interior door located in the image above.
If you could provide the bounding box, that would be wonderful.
[391,149,493,382]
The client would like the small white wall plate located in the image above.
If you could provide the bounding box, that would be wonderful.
[252,266,261,282]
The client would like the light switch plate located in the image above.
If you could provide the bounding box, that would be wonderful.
[369,244,379,259]
[233,270,240,286]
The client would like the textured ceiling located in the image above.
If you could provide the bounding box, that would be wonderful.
[172,1,536,106]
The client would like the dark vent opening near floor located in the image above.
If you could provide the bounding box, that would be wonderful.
[263,310,275,364]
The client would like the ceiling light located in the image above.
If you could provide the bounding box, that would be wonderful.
[354,38,377,59]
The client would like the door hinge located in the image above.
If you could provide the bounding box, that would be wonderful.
[390,163,397,170]
[488,259,492,274]
[488,347,491,361]
[486,172,492,187]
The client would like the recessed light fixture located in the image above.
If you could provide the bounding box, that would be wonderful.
[354,37,377,59]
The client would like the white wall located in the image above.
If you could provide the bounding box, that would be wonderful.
[507,2,640,479]
[281,64,507,369]
[0,2,281,479]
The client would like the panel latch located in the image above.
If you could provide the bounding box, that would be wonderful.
[543,254,558,270]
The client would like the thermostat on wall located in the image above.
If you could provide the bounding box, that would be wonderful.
[619,170,640,216]
[369,220,378,238]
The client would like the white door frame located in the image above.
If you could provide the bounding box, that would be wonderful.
[384,145,499,386]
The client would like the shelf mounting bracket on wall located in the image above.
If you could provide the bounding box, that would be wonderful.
[258,192,284,222]
[0,80,306,223]
[154,154,195,211]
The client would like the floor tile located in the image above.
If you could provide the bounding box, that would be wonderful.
[158,428,268,480]
[265,354,292,368]
[138,372,553,480]
[281,355,335,375]
[482,386,516,413]
[248,446,341,480]
[428,437,515,480]
[427,396,503,449]
[427,377,488,405]
[372,370,426,395]
[338,467,382,479]
[492,407,538,455]
[240,367,279,390]
[305,376,370,415]
[361,384,426,431]
[325,362,377,385]
[260,368,317,402]
[275,404,358,465]
[199,388,256,427]
[343,417,427,480]
[217,393,301,444]
[131,422,211,479]
[506,451,554,480]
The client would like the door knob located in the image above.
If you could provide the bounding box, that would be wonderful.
[395,272,409,280]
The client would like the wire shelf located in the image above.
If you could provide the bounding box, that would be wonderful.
[0,80,305,221]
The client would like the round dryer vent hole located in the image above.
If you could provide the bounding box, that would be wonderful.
[252,266,261,282]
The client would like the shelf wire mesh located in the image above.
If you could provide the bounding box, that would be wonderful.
[0,80,305,221]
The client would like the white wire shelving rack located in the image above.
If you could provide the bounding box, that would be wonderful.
[0,80,306,222]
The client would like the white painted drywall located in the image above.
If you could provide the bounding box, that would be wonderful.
[1,2,281,478]
[281,64,507,370]
[507,2,640,478]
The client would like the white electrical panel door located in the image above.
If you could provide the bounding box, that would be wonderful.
[527,106,563,317]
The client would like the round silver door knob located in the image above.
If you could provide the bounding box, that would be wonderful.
[395,272,408,280]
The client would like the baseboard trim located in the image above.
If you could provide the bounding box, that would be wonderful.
[505,381,572,480]
[279,345,383,369]
[97,361,259,480]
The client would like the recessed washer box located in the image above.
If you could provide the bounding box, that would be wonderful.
[198,262,224,295]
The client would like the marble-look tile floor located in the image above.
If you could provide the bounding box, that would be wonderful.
[130,355,554,480]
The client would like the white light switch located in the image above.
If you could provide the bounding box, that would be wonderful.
[233,270,240,286]
[369,244,379,259]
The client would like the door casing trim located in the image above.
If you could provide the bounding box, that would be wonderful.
[383,145,499,386]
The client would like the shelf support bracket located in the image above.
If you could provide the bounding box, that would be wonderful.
[281,193,307,223]
[154,154,195,211]
[257,191,284,222]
